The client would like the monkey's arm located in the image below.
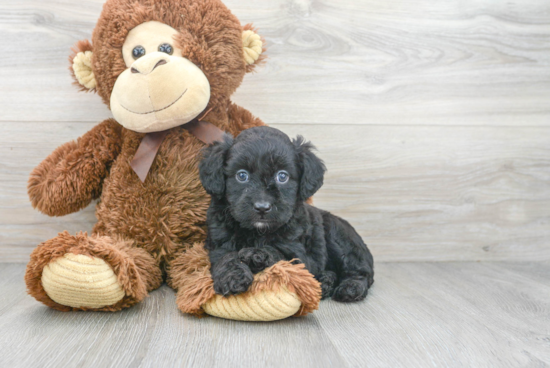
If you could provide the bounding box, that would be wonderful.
[28,119,122,217]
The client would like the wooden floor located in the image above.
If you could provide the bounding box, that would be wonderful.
[1,262,549,368]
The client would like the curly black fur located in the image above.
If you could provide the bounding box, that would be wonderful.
[200,126,374,302]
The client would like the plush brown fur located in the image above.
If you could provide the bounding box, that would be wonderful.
[28,119,122,217]
[25,0,320,317]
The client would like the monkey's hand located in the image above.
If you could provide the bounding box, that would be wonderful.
[28,119,122,216]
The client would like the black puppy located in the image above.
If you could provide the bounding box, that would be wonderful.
[199,126,374,302]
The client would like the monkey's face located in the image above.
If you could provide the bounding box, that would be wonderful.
[110,21,210,133]
[69,0,265,132]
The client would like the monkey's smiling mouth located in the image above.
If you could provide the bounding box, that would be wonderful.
[120,88,188,115]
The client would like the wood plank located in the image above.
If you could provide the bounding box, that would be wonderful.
[1,262,548,367]
[315,262,550,367]
[0,122,549,262]
[0,264,346,368]
[0,0,549,125]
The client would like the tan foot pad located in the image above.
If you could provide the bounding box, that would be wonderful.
[41,253,125,309]
[203,288,302,321]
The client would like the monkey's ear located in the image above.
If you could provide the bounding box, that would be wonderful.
[293,136,327,201]
[69,40,97,91]
[242,24,266,73]
[199,134,234,199]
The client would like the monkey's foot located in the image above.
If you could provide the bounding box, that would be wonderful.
[41,253,125,309]
[25,231,161,311]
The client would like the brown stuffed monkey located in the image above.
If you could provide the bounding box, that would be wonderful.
[24,0,321,321]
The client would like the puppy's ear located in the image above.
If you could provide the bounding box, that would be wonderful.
[199,134,234,199]
[293,136,326,201]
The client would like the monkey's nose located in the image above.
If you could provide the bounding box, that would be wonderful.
[254,202,272,214]
[130,53,169,75]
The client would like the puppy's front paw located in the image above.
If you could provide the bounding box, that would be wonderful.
[212,262,254,296]
[316,271,337,299]
[332,278,369,303]
[238,247,278,273]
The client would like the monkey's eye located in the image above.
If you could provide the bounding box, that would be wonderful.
[132,46,146,60]
[158,43,173,55]
[236,170,249,183]
[276,171,289,184]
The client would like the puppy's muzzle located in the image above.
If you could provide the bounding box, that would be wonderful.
[253,201,272,215]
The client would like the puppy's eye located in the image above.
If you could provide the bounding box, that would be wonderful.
[132,45,146,59]
[158,43,173,55]
[276,171,289,184]
[236,170,249,183]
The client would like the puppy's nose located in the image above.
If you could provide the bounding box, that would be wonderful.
[254,202,272,214]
